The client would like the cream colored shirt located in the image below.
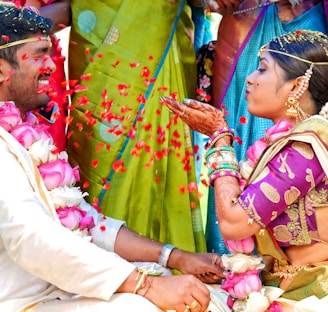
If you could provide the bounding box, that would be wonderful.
[0,127,136,311]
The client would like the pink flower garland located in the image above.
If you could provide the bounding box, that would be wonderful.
[222,120,293,312]
[0,101,95,235]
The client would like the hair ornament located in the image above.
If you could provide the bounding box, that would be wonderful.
[0,36,51,50]
[259,30,328,66]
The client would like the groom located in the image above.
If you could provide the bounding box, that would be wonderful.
[0,4,226,312]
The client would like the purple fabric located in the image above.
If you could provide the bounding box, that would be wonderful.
[239,141,328,248]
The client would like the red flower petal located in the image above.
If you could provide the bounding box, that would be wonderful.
[239,116,248,124]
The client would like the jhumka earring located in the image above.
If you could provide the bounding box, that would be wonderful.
[285,94,299,118]
[285,64,313,119]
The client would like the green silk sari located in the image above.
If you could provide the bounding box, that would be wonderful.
[67,0,206,252]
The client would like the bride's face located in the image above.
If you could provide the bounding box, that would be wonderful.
[245,52,294,124]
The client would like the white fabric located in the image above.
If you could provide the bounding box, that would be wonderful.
[0,126,232,312]
[30,293,163,312]
[0,127,137,311]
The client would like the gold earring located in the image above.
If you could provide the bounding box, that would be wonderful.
[285,93,298,118]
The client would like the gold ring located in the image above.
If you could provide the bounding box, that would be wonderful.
[184,307,190,312]
[180,105,187,116]
[189,300,198,309]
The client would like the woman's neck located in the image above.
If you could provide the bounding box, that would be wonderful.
[277,0,321,22]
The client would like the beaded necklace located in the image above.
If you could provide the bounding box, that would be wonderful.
[232,0,285,15]
[200,0,295,15]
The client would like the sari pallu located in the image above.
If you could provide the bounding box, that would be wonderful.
[67,0,207,252]
[249,116,328,300]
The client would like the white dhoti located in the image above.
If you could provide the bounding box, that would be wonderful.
[29,284,231,312]
[30,293,163,312]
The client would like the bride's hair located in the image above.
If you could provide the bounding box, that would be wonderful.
[264,30,328,115]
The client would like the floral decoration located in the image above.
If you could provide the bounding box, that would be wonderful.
[0,101,94,238]
[221,119,293,312]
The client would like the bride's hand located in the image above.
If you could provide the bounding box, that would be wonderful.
[160,96,228,137]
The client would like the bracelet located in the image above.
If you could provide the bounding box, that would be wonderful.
[207,162,239,176]
[205,128,234,150]
[138,275,155,297]
[133,268,148,294]
[209,169,241,187]
[206,152,238,170]
[206,145,235,157]
[158,244,176,268]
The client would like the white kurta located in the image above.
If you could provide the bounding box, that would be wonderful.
[0,127,162,312]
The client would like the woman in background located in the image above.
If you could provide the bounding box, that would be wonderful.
[66,0,209,253]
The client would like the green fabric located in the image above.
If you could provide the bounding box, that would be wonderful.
[67,0,206,252]
[252,116,328,300]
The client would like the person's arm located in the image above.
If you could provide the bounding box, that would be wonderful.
[161,97,327,241]
[25,0,71,30]
[212,141,327,240]
[189,0,246,15]
[0,136,212,311]
[113,225,225,282]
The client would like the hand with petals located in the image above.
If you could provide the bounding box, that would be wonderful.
[160,96,228,137]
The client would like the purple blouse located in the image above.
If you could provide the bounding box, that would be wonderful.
[239,141,328,248]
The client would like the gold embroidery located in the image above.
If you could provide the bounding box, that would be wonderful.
[270,260,304,279]
[253,167,270,183]
[284,186,301,205]
[305,168,315,189]
[273,225,293,242]
[271,210,278,221]
[290,198,311,245]
[275,185,328,246]
[277,152,295,179]
[307,188,328,207]
[239,194,266,228]
[260,182,280,203]
[292,142,314,159]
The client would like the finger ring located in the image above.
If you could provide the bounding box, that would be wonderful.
[189,300,198,309]
[184,307,190,312]
[180,105,187,116]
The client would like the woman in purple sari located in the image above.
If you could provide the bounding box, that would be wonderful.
[162,30,328,308]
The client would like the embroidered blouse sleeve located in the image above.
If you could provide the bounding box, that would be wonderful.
[238,141,326,228]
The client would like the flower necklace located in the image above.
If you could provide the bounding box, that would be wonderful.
[0,101,95,237]
[221,120,293,312]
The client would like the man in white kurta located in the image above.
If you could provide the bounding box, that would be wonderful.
[0,126,164,311]
[0,4,231,312]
